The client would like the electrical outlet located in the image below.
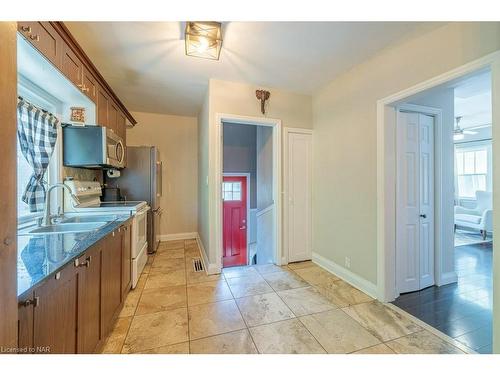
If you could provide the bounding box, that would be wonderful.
[345,256,351,269]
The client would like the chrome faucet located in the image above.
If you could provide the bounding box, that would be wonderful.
[41,183,81,226]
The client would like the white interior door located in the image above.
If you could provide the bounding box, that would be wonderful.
[396,112,435,294]
[286,130,312,263]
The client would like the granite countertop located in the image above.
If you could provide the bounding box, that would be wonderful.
[17,215,132,298]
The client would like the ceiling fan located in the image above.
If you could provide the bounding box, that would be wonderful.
[454,116,477,140]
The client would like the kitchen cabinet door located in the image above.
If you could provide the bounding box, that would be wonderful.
[101,230,123,337]
[121,224,132,298]
[97,86,109,127]
[82,66,97,103]
[17,292,34,353]
[117,111,127,141]
[0,22,18,351]
[17,22,62,69]
[76,243,102,353]
[108,101,119,133]
[32,267,79,354]
[61,43,83,90]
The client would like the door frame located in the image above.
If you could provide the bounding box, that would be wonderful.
[223,172,251,265]
[283,127,313,264]
[377,50,500,303]
[395,105,442,296]
[214,113,282,271]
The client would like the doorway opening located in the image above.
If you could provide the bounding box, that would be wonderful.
[389,69,494,353]
[219,117,281,269]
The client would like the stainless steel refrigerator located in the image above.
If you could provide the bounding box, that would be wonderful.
[111,146,162,253]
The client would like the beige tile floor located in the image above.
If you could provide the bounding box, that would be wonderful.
[100,240,468,354]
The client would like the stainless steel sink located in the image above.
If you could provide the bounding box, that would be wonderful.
[22,222,107,235]
[61,215,118,224]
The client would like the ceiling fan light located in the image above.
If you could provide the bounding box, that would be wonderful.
[185,21,222,60]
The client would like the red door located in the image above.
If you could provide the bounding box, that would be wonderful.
[223,176,248,267]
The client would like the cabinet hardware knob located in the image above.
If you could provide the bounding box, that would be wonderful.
[29,34,40,42]
[74,256,92,268]
[21,25,32,33]
[419,214,427,219]
[3,237,13,246]
[21,296,39,308]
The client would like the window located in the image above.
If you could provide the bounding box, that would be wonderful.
[455,143,491,199]
[222,182,242,201]
[17,79,62,223]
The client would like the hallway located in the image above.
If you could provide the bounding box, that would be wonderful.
[100,240,471,354]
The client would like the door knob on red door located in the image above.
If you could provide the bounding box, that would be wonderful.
[239,226,246,230]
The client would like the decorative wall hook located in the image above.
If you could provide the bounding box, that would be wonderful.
[255,90,270,114]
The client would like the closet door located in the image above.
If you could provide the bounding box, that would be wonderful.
[285,129,313,263]
[418,114,435,290]
[396,111,434,294]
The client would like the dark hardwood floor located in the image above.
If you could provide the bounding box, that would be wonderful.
[392,241,493,354]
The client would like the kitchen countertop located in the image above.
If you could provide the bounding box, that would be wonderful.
[17,215,132,298]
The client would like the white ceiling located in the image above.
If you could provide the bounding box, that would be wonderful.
[454,70,491,129]
[66,22,441,117]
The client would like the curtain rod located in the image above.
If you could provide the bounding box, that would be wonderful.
[17,95,58,120]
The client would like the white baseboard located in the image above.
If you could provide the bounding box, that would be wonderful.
[437,271,458,286]
[159,232,197,241]
[312,252,378,299]
[195,233,221,275]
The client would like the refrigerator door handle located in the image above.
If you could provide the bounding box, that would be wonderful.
[156,160,163,197]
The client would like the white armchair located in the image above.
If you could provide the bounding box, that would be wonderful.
[455,190,493,240]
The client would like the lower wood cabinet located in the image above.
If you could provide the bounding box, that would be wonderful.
[100,229,123,338]
[32,266,79,354]
[17,222,132,354]
[76,243,102,353]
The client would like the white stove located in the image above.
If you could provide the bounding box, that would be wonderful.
[64,180,149,288]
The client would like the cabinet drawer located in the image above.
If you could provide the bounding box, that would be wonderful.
[18,22,62,69]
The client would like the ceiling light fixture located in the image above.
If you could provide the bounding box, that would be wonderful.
[185,21,222,60]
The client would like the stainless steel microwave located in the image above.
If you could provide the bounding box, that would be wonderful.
[63,125,125,169]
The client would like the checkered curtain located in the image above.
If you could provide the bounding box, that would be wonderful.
[17,99,59,212]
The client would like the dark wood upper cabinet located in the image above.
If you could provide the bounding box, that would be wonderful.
[17,21,136,128]
[117,110,127,140]
[108,101,118,133]
[61,43,83,88]
[76,243,102,353]
[97,86,109,127]
[101,230,123,338]
[82,66,97,103]
[18,22,62,69]
[121,223,132,298]
[32,267,79,354]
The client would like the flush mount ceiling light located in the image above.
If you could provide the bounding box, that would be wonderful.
[185,21,222,60]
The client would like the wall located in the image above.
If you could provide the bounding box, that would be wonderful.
[312,22,500,286]
[198,89,210,254]
[127,111,198,236]
[257,126,273,210]
[198,78,313,266]
[223,122,257,208]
